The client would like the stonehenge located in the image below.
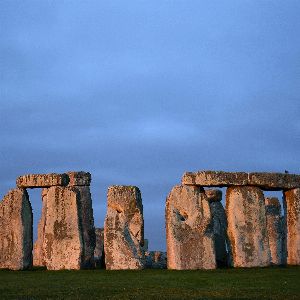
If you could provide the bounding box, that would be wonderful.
[0,169,299,271]
[104,186,145,270]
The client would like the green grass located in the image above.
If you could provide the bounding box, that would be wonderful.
[0,267,299,299]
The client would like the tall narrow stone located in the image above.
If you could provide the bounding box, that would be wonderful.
[226,186,270,267]
[283,188,300,265]
[104,186,145,270]
[42,186,84,270]
[33,188,48,267]
[166,185,216,270]
[265,197,284,265]
[94,228,104,268]
[67,172,95,268]
[206,189,228,267]
[0,188,32,270]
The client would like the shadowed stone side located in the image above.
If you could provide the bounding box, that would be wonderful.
[16,173,69,188]
[226,186,271,267]
[265,197,284,265]
[71,185,95,268]
[43,186,84,270]
[0,188,33,270]
[166,185,216,270]
[206,189,228,267]
[283,188,300,265]
[67,171,91,186]
[104,186,145,270]
[33,188,48,267]
[94,228,104,268]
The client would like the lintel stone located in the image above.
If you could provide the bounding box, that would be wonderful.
[16,173,69,188]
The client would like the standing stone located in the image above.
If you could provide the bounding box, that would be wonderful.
[0,188,32,270]
[283,188,300,265]
[145,251,167,269]
[265,197,284,265]
[94,228,104,268]
[67,172,95,269]
[226,186,270,267]
[206,189,228,267]
[33,188,48,267]
[43,186,84,270]
[104,186,145,270]
[166,185,216,270]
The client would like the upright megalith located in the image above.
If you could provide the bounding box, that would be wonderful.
[265,197,284,265]
[33,188,48,267]
[226,186,270,267]
[43,186,84,270]
[104,186,145,270]
[67,172,95,268]
[283,188,300,265]
[145,251,167,269]
[0,188,32,270]
[166,185,216,270]
[94,228,104,268]
[206,189,228,266]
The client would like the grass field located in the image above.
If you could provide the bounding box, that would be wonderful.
[0,267,299,299]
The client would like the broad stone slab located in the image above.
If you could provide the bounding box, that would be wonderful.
[0,188,32,270]
[226,186,270,267]
[104,186,145,270]
[182,171,300,190]
[94,228,104,268]
[16,173,69,188]
[67,171,91,186]
[284,188,300,265]
[206,189,228,266]
[145,251,167,269]
[166,185,216,270]
[265,197,284,265]
[43,186,84,270]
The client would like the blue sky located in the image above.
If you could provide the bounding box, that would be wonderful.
[1,1,300,250]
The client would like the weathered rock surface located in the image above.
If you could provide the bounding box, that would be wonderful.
[16,173,69,188]
[145,251,167,269]
[166,185,216,270]
[71,185,95,268]
[226,186,270,267]
[33,188,48,267]
[42,186,84,270]
[104,186,145,270]
[283,188,300,265]
[265,197,284,265]
[94,228,104,268]
[0,188,32,270]
[206,189,228,266]
[67,171,91,186]
[182,171,300,190]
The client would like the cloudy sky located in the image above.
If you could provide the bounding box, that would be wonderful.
[1,1,300,250]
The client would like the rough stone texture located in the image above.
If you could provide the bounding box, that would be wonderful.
[67,171,91,186]
[33,188,48,267]
[283,188,300,265]
[206,189,228,266]
[265,197,284,265]
[226,186,271,267]
[104,186,145,270]
[182,171,248,187]
[145,251,167,269]
[166,185,216,270]
[182,171,300,190]
[42,186,84,270]
[0,188,33,270]
[94,228,104,268]
[71,185,95,268]
[16,173,69,188]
